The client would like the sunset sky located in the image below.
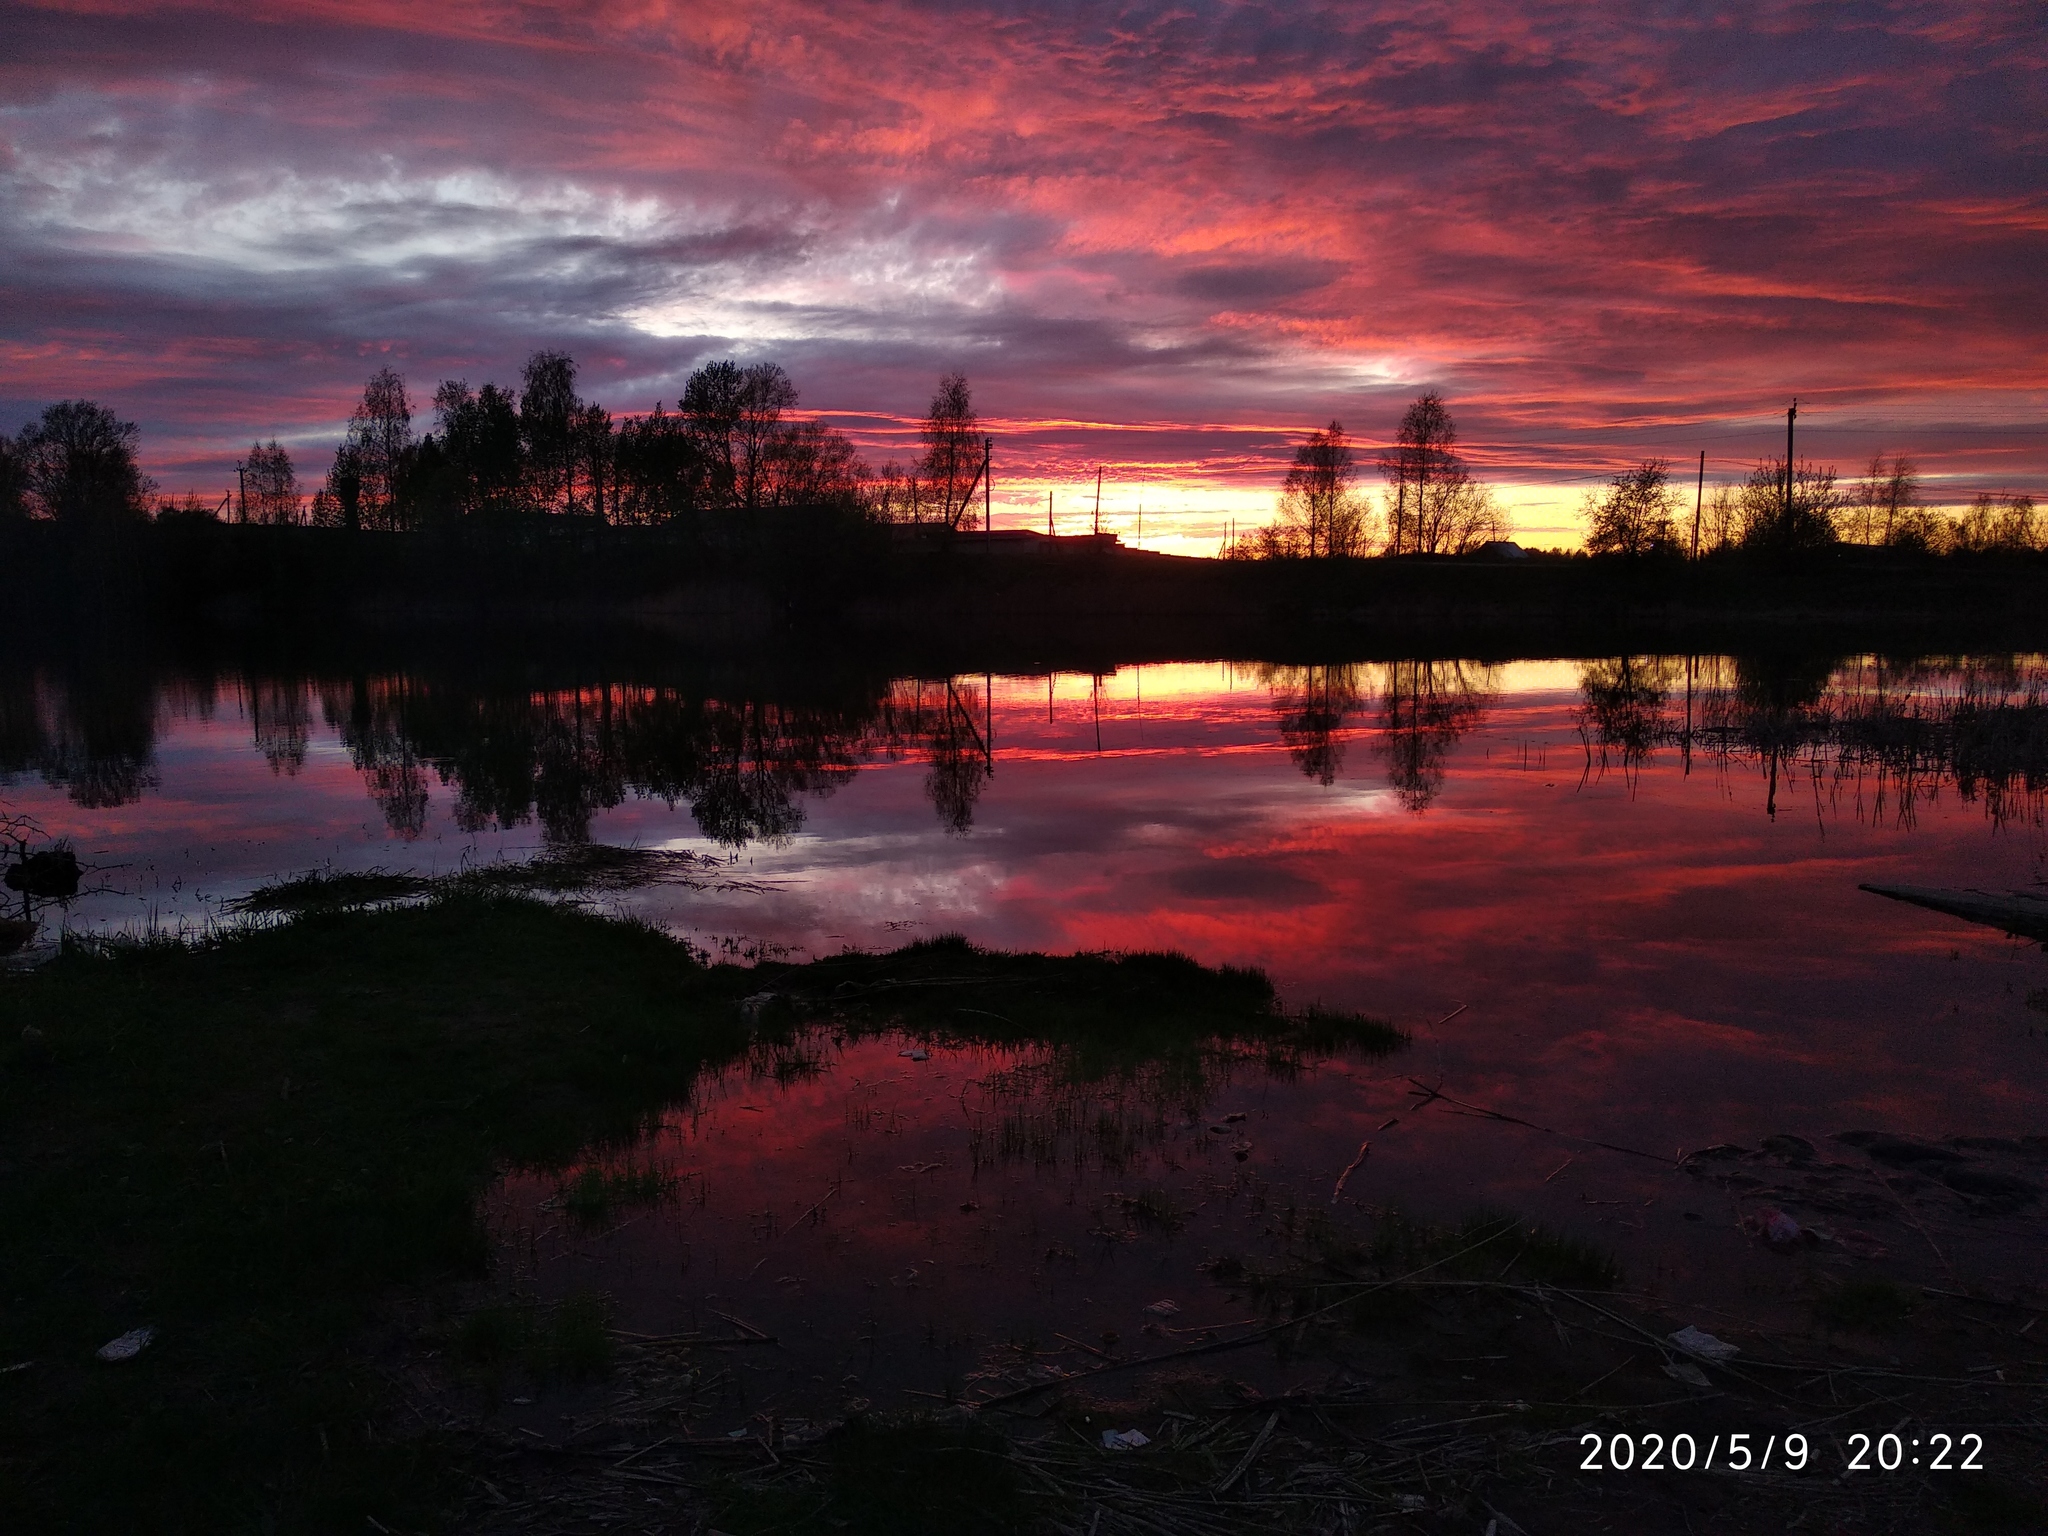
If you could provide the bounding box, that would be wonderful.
[4,0,2044,549]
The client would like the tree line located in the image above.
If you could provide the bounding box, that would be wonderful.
[1579,452,2041,557]
[1234,392,2042,560]
[3,373,2037,556]
[0,359,993,536]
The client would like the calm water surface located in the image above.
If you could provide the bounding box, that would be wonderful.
[8,651,2046,1418]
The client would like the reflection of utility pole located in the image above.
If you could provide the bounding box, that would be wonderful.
[1784,400,1798,519]
[1683,653,1695,776]
[1092,673,1102,753]
[1093,467,1102,535]
[1047,673,1053,723]
[984,672,993,773]
[1691,450,1704,560]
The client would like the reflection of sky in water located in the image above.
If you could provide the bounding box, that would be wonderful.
[6,656,2047,1161]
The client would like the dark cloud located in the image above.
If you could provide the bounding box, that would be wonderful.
[0,0,2040,513]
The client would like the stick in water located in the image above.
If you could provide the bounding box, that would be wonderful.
[1330,1141,1370,1204]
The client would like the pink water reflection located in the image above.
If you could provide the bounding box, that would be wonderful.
[7,658,2045,1155]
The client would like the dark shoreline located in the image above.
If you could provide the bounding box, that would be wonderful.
[8,518,2047,671]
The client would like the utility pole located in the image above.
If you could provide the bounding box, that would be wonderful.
[235,463,246,524]
[1047,490,1053,537]
[1784,399,1798,520]
[1692,450,1705,560]
[984,437,993,536]
[1137,499,1143,549]
[1093,466,1102,536]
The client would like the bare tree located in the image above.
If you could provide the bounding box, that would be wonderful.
[1380,392,1506,554]
[1381,391,1455,555]
[762,419,866,509]
[1583,460,1678,556]
[1952,493,2040,553]
[866,462,932,523]
[1261,421,1371,558]
[238,441,299,525]
[1844,453,1945,549]
[919,372,982,530]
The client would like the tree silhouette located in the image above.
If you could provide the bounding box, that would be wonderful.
[325,369,414,531]
[14,401,152,524]
[734,364,797,511]
[613,403,705,525]
[433,380,524,524]
[0,434,27,521]
[1846,454,1931,547]
[1584,460,1678,556]
[1737,457,1840,553]
[237,441,299,525]
[1380,393,1505,554]
[1952,494,2040,553]
[1260,423,1370,558]
[519,351,580,515]
[919,372,982,530]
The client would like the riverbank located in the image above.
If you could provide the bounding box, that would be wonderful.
[5,895,2044,1532]
[0,895,1388,1532]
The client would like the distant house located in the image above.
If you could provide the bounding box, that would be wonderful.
[1472,540,1529,560]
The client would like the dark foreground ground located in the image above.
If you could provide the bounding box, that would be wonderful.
[2,897,2044,1534]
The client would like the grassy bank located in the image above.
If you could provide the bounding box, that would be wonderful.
[0,897,1384,1533]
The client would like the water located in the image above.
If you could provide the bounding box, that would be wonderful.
[7,649,2047,1420]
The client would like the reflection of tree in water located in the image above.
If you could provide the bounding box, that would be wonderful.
[0,668,160,809]
[248,680,311,776]
[322,677,432,839]
[1576,656,1677,787]
[1259,664,1365,786]
[1376,660,1493,811]
[876,678,992,835]
[1577,653,2048,827]
[688,698,860,847]
[320,679,867,848]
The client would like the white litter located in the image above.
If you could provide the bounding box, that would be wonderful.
[1669,1325,1739,1360]
[738,992,776,1018]
[898,1047,929,1062]
[96,1327,154,1363]
[1141,1300,1181,1318]
[1662,1361,1711,1387]
[1100,1429,1150,1450]
[1764,1209,1802,1245]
